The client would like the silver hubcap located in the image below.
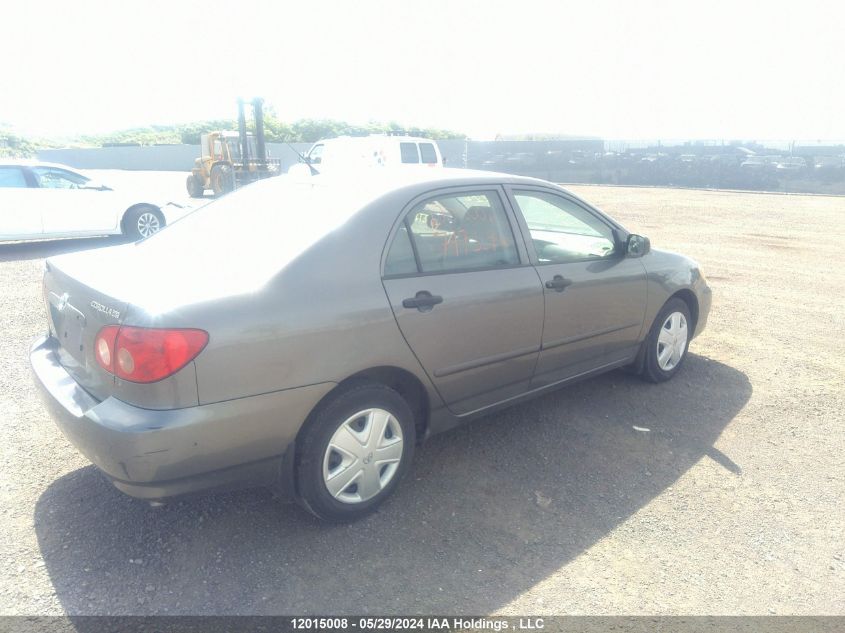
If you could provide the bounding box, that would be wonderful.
[323,408,404,504]
[137,212,160,238]
[657,311,688,371]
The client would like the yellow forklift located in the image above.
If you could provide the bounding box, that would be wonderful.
[186,98,281,197]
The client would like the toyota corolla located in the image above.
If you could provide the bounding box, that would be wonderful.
[31,170,711,521]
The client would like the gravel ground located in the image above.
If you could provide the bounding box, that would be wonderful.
[0,181,842,615]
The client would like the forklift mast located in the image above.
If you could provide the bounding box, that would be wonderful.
[237,98,268,168]
[187,98,279,198]
[253,98,267,168]
[237,98,249,166]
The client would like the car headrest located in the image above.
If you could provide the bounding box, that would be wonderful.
[461,206,496,239]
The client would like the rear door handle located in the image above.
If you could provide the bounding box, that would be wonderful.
[545,275,573,292]
[402,291,443,312]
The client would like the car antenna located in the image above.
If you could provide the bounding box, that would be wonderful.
[286,143,320,175]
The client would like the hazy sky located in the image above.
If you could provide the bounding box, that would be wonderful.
[2,0,843,140]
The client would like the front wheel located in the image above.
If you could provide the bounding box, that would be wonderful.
[123,206,164,241]
[296,383,415,522]
[641,298,692,383]
[210,163,234,197]
[186,174,204,198]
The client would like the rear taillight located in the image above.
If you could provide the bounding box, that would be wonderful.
[94,325,120,372]
[94,326,208,383]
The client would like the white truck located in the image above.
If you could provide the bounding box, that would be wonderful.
[287,135,443,176]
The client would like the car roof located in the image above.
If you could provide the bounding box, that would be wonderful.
[285,167,556,199]
[0,159,84,172]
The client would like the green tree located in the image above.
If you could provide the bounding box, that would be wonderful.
[0,130,36,157]
[1,105,467,150]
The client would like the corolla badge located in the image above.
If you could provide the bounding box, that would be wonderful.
[90,300,121,320]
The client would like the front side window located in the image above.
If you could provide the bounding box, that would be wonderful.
[226,138,243,160]
[0,166,28,188]
[308,144,324,164]
[400,142,419,164]
[385,190,520,275]
[33,167,88,189]
[513,190,617,263]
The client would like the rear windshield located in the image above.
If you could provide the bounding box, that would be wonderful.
[136,178,370,278]
[0,166,27,188]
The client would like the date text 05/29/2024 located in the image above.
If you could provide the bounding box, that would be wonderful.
[290,617,545,631]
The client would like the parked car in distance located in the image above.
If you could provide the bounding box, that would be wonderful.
[0,160,188,242]
[287,135,443,176]
[31,170,711,522]
[776,157,808,171]
[814,155,845,170]
[740,156,769,170]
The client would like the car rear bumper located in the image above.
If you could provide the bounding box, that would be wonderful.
[30,335,335,501]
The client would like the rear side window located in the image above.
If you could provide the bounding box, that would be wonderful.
[419,143,437,164]
[33,167,89,189]
[0,166,28,188]
[384,224,417,276]
[400,142,419,164]
[384,190,520,276]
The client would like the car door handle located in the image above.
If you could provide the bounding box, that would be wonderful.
[545,275,573,292]
[402,291,443,311]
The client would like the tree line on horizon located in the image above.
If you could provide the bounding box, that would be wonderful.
[1,109,466,157]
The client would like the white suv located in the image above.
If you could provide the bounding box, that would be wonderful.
[288,135,443,176]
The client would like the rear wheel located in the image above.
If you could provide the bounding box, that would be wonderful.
[123,206,164,241]
[210,163,234,197]
[296,383,415,522]
[641,298,692,383]
[186,174,204,198]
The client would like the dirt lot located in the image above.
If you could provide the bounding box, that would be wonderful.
[0,183,842,615]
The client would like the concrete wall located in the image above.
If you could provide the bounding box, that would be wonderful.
[38,143,313,172]
[38,141,471,172]
[39,145,200,171]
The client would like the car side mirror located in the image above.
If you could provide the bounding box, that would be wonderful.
[626,234,651,257]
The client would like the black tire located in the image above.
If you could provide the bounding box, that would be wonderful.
[210,163,234,197]
[296,383,416,522]
[641,297,693,383]
[123,205,164,241]
[186,174,204,198]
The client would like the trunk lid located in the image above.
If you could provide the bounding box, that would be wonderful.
[43,252,130,401]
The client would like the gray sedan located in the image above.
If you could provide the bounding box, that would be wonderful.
[30,170,711,521]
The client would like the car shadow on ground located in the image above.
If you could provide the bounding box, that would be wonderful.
[0,236,127,262]
[34,354,750,615]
